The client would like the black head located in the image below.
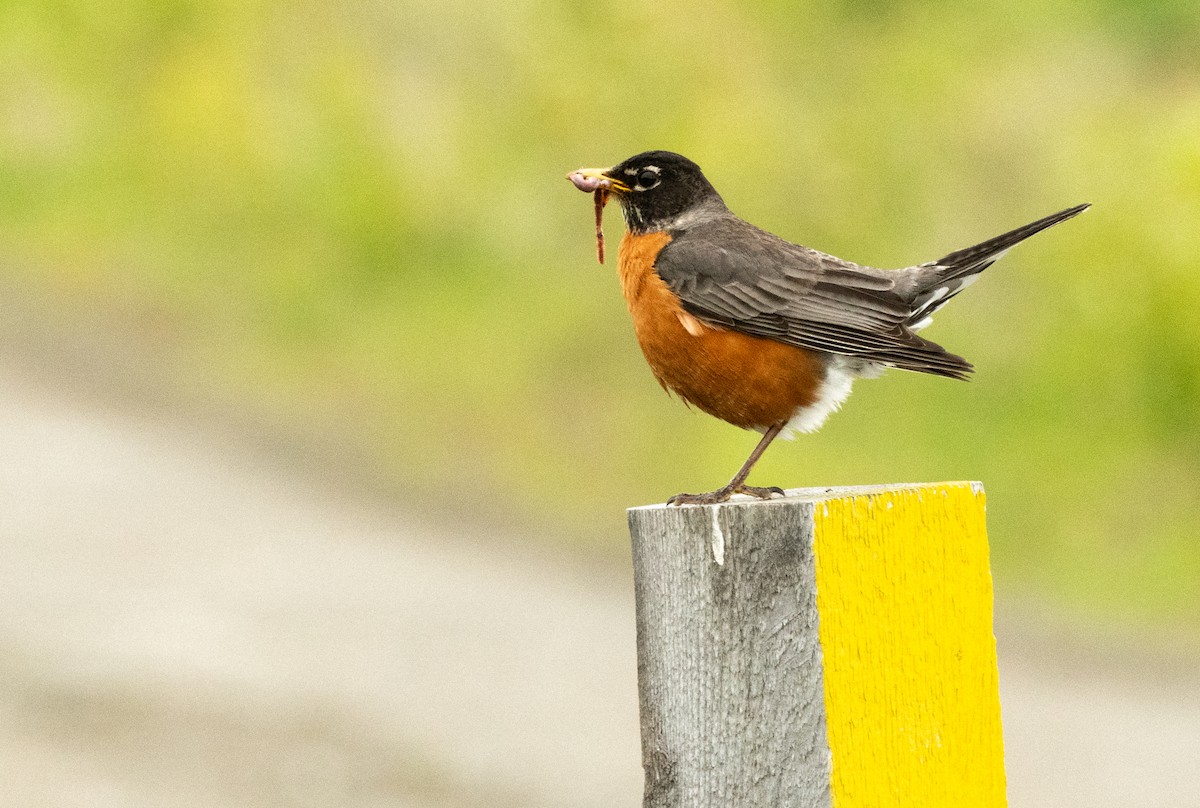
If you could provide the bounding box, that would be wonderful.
[603,151,726,233]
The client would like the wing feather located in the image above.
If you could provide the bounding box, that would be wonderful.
[654,218,973,379]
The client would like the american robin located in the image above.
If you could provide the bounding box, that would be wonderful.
[567,151,1087,506]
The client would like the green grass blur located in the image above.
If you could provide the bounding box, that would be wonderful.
[2,0,1198,625]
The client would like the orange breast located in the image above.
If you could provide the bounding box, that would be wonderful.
[618,231,824,430]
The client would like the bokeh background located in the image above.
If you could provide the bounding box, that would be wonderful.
[2,0,1199,805]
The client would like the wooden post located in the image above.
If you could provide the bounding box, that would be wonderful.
[628,482,1006,808]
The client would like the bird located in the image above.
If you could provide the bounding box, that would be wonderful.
[566,151,1088,506]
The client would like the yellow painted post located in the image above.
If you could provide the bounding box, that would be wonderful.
[628,482,1005,808]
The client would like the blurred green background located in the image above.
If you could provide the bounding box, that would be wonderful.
[2,0,1198,625]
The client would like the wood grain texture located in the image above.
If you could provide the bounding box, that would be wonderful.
[629,498,832,808]
[628,483,1005,808]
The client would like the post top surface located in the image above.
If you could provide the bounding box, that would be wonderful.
[628,481,984,512]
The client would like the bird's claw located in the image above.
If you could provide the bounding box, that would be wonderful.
[747,485,786,499]
[667,484,784,506]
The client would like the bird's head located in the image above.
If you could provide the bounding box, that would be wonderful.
[567,150,726,234]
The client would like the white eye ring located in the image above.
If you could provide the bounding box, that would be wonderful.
[633,166,661,190]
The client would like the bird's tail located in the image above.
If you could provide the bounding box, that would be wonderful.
[905,203,1090,328]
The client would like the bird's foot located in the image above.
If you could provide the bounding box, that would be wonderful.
[667,484,784,507]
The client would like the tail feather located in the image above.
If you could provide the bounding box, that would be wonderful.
[905,203,1089,327]
[930,202,1090,279]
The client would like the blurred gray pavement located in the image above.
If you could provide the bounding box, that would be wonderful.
[1,358,1197,807]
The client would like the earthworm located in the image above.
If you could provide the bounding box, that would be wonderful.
[594,188,608,264]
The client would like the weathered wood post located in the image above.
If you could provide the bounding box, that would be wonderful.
[628,482,1005,807]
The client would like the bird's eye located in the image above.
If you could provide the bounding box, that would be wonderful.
[637,168,659,188]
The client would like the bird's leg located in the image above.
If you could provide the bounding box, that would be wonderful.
[667,422,787,506]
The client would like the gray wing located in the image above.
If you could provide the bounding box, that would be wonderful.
[654,218,973,379]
